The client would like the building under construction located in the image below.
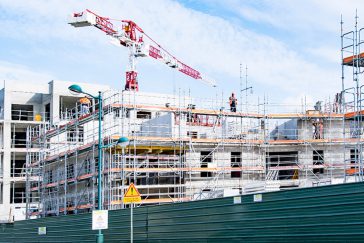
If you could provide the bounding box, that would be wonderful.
[0,10,359,222]
[18,11,364,218]
[24,84,360,217]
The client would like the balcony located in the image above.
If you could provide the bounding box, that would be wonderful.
[12,104,34,121]
[11,104,49,122]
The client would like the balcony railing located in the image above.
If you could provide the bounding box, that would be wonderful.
[11,166,26,177]
[11,191,26,204]
[11,138,27,148]
[11,110,50,122]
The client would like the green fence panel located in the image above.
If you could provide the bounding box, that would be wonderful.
[0,182,363,242]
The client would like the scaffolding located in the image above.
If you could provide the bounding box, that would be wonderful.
[341,12,364,182]
[24,86,357,218]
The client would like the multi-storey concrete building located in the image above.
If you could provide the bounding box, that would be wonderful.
[0,80,360,221]
[0,80,108,222]
[22,81,360,219]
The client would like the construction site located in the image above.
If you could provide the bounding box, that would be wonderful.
[2,1,364,241]
[25,85,363,217]
[11,9,360,219]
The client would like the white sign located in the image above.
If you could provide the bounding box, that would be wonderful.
[38,227,47,235]
[253,194,262,202]
[92,210,108,230]
[233,196,242,204]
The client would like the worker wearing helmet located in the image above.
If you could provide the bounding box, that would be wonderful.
[229,92,237,112]
[79,96,91,115]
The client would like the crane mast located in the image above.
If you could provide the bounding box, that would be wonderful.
[68,9,216,91]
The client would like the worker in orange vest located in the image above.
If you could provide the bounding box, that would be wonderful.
[79,96,91,115]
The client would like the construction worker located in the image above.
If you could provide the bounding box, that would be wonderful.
[312,120,318,139]
[229,92,237,112]
[79,96,91,115]
[333,93,340,113]
[318,121,324,139]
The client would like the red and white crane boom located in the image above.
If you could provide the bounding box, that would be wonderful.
[68,9,216,91]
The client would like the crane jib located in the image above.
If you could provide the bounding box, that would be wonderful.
[149,46,162,59]
[178,63,202,80]
[68,9,215,89]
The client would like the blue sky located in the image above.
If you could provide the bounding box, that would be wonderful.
[0,0,362,109]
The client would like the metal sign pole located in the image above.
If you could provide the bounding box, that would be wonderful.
[131,203,133,243]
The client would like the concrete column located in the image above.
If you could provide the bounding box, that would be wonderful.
[51,94,60,124]
[2,121,11,207]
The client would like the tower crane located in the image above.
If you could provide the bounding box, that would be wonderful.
[68,9,216,91]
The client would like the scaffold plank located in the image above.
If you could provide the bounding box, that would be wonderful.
[112,103,343,119]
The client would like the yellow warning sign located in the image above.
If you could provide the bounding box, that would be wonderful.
[123,183,141,204]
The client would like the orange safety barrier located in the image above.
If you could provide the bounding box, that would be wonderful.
[343,52,364,66]
[346,168,359,175]
[344,110,364,119]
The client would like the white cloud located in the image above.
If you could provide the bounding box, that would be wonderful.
[0,0,356,106]
[0,61,54,85]
[305,46,341,64]
[211,0,364,34]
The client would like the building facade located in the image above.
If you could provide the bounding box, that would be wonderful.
[24,82,360,219]
[0,80,360,221]
[0,80,108,222]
